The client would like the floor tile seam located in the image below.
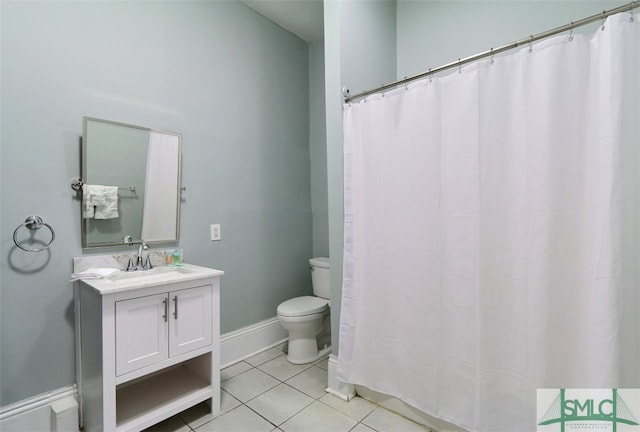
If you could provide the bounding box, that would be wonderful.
[315,395,377,422]
[302,398,363,425]
[313,355,330,367]
[246,354,328,381]
[230,359,328,397]
[275,400,336,431]
[256,362,315,382]
[173,414,196,432]
[388,405,437,431]
[220,364,257,383]
[182,399,241,431]
[289,400,366,432]
[218,390,243,416]
[245,351,287,368]
[281,379,326,400]
[230,344,286,370]
[308,360,329,371]
[359,404,432,432]
[191,403,247,430]
[244,397,359,430]
[244,391,317,428]
[222,363,285,385]
[245,358,280,368]
[360,407,380,427]
[311,363,327,372]
[260,364,289,385]
[231,377,284,404]
[220,361,254,380]
[347,420,380,432]
[220,362,287,402]
[240,402,281,430]
[358,410,384,427]
[177,408,205,430]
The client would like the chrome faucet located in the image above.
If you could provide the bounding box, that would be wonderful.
[136,241,148,268]
[124,240,153,271]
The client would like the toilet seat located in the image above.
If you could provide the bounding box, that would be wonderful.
[277,296,329,317]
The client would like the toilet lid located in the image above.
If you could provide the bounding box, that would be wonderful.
[278,296,329,317]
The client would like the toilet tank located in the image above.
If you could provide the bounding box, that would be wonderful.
[309,257,330,299]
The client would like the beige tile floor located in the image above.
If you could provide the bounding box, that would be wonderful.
[144,345,431,432]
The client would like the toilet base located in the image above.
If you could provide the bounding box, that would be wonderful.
[287,343,332,365]
[278,308,331,365]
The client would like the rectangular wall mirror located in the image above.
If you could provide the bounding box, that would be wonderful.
[81,117,182,249]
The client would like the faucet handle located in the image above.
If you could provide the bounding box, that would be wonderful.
[144,256,153,270]
[126,258,136,272]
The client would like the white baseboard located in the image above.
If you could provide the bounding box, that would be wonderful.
[0,317,287,431]
[326,354,356,401]
[220,316,288,368]
[0,385,78,432]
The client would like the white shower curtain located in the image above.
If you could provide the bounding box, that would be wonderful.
[141,131,180,242]
[339,12,639,432]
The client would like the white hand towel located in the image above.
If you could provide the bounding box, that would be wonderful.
[82,184,95,218]
[83,185,119,219]
[94,185,119,219]
[70,267,120,281]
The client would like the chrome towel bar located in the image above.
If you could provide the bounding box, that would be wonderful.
[70,177,136,192]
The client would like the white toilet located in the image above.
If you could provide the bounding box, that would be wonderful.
[277,257,331,364]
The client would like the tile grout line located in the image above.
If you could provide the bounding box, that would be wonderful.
[216,354,347,431]
[243,389,316,430]
[195,351,406,432]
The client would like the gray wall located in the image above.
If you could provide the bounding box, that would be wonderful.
[396,0,625,79]
[309,40,329,258]
[0,0,312,406]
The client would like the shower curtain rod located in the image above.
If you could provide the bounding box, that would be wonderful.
[344,1,636,103]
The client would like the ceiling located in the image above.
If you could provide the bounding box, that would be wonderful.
[238,0,324,43]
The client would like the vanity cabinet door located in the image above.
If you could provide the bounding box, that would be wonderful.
[115,293,169,376]
[169,285,212,357]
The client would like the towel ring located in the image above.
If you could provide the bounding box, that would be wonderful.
[13,215,55,252]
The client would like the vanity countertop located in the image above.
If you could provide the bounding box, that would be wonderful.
[77,263,224,295]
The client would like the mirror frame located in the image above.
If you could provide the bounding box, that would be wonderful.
[81,117,182,249]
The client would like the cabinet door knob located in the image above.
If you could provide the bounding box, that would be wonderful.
[173,296,178,319]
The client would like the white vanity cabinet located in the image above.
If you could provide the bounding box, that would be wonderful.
[115,285,212,376]
[74,265,223,432]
